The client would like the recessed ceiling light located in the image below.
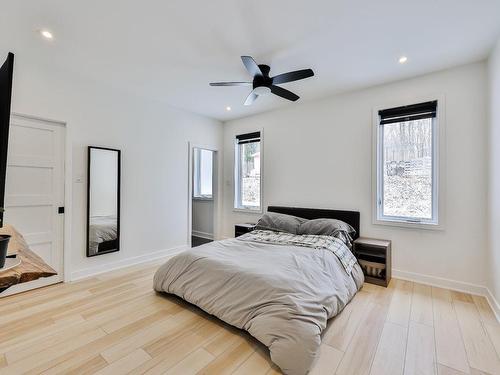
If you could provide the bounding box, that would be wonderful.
[399,56,408,64]
[226,106,231,111]
[40,30,54,40]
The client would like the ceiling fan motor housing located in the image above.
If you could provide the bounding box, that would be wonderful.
[253,64,273,89]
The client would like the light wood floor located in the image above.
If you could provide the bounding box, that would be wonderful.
[0,260,498,375]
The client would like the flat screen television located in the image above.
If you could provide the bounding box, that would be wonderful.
[0,53,14,228]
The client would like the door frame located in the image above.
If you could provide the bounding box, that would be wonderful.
[1,113,71,297]
[187,142,219,248]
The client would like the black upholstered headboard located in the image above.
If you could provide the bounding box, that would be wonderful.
[267,206,360,240]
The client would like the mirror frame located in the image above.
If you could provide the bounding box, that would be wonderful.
[86,146,121,257]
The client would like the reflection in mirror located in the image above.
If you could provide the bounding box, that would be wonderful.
[87,147,120,257]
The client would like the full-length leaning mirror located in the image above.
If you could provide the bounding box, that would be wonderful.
[86,146,121,257]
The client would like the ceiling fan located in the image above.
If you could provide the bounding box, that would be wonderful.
[209,56,314,106]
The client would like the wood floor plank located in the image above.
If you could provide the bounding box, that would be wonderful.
[59,355,108,375]
[369,322,407,375]
[233,348,276,375]
[5,319,101,363]
[199,339,255,375]
[0,315,56,344]
[469,368,493,375]
[95,349,151,375]
[437,363,467,375]
[308,344,343,375]
[204,327,247,357]
[472,295,498,325]
[387,279,413,327]
[336,302,387,375]
[454,300,500,374]
[99,303,178,334]
[0,278,100,309]
[432,287,453,302]
[144,315,221,358]
[0,328,107,375]
[0,314,85,354]
[165,348,214,375]
[451,291,474,304]
[266,365,282,374]
[366,282,395,306]
[410,283,434,326]
[485,322,500,358]
[84,293,164,324]
[432,287,470,373]
[323,290,372,351]
[130,328,218,375]
[75,286,154,319]
[101,309,200,363]
[0,290,91,327]
[50,284,153,321]
[438,364,490,375]
[404,321,436,375]
[0,302,21,315]
[25,309,173,375]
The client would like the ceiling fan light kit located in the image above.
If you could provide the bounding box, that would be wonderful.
[210,56,314,106]
[253,86,271,96]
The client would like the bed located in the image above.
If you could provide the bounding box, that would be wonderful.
[88,215,118,256]
[154,206,364,375]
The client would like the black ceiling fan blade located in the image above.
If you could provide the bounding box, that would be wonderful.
[270,85,299,101]
[272,69,314,85]
[244,91,258,106]
[209,82,252,86]
[241,56,263,77]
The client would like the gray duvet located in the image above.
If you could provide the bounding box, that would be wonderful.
[153,233,364,375]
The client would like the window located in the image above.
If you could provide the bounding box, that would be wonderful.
[193,148,213,199]
[376,101,439,225]
[234,131,261,211]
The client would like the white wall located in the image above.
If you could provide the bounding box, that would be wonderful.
[223,62,489,290]
[192,199,214,239]
[488,38,500,306]
[6,53,223,279]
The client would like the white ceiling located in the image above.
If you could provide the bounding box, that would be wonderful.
[2,0,500,121]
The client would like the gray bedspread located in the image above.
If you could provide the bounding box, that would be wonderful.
[153,232,364,375]
[88,215,117,255]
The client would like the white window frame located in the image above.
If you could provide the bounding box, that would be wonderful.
[233,129,263,213]
[193,148,213,200]
[372,96,446,230]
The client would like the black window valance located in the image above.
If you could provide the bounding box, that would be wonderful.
[236,131,260,144]
[379,100,437,125]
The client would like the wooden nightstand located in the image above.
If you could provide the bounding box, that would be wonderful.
[353,237,392,287]
[235,223,256,237]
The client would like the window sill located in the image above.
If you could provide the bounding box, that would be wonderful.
[373,218,444,231]
[233,207,263,214]
[193,197,213,202]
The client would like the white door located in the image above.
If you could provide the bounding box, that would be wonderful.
[2,114,65,295]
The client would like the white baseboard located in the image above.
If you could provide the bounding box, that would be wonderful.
[192,230,214,240]
[485,288,500,323]
[393,268,500,323]
[69,245,188,282]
